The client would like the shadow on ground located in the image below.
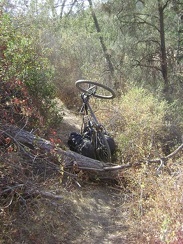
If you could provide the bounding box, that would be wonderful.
[10,183,132,244]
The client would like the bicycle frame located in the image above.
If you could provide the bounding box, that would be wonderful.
[79,92,111,162]
[80,93,99,130]
[75,80,115,162]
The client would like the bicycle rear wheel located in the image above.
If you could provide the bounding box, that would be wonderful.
[75,80,116,99]
[96,131,112,163]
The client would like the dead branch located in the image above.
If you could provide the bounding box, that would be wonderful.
[32,190,63,200]
[164,143,183,160]
[146,143,183,164]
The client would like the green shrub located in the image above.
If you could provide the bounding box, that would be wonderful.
[113,87,169,163]
[0,13,62,128]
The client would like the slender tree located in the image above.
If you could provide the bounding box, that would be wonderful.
[88,0,114,79]
[158,0,169,92]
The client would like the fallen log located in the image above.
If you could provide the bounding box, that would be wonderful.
[1,125,120,173]
[2,125,183,175]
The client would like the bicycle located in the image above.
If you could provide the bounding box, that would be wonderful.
[73,80,116,163]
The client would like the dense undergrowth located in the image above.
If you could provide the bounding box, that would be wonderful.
[0,10,183,244]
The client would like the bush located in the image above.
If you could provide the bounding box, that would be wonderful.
[0,13,62,128]
[110,87,169,163]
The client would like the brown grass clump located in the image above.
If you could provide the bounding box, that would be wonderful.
[122,159,183,244]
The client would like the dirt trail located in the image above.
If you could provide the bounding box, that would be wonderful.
[15,183,132,244]
[56,100,82,146]
[58,185,131,244]
[52,102,133,244]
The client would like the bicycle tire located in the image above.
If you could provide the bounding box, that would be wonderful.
[96,131,112,163]
[75,80,116,99]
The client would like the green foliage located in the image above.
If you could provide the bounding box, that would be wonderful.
[53,13,103,81]
[100,0,181,93]
[0,13,62,127]
[2,0,182,101]
[113,87,168,162]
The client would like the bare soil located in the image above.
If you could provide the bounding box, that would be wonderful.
[56,100,81,146]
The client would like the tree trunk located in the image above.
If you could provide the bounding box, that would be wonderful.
[158,0,169,93]
[88,0,114,78]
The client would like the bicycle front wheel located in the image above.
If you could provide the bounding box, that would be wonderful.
[75,80,116,99]
[96,131,112,163]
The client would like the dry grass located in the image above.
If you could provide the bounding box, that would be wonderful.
[120,158,183,243]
